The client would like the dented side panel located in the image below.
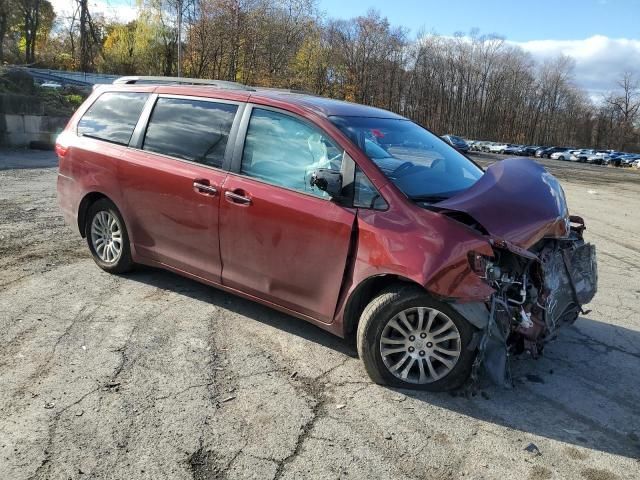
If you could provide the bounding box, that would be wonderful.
[333,184,498,334]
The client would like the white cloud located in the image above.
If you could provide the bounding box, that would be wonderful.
[50,0,138,23]
[511,35,640,100]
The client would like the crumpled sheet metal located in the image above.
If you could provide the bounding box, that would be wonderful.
[471,240,597,387]
[569,242,598,305]
[542,242,597,331]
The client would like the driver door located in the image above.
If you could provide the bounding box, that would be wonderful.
[218,106,356,323]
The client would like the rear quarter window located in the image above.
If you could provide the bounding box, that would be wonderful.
[142,97,238,168]
[77,92,149,145]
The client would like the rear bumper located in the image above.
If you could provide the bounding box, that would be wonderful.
[57,172,80,235]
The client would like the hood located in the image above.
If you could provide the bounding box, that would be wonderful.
[434,158,570,249]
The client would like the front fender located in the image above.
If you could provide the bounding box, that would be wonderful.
[352,204,495,302]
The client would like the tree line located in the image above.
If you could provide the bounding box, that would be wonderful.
[1,0,638,151]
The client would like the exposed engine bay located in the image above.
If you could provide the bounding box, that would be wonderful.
[469,216,598,386]
[428,159,599,386]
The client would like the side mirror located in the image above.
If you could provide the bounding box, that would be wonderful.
[310,169,343,198]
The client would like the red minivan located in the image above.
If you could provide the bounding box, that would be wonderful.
[57,77,597,390]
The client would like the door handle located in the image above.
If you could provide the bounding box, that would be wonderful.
[193,181,218,195]
[224,190,251,205]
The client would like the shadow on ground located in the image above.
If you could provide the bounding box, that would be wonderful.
[0,149,57,170]
[126,266,640,460]
[127,265,357,357]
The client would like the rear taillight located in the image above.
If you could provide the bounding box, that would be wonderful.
[54,142,68,158]
[55,132,72,159]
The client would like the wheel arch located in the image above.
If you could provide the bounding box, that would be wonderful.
[77,191,111,238]
[342,274,426,339]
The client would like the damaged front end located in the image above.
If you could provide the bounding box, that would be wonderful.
[470,218,597,385]
[436,159,598,386]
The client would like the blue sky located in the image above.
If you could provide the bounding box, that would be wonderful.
[319,0,640,41]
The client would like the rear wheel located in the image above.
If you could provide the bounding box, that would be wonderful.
[85,198,133,274]
[357,285,476,391]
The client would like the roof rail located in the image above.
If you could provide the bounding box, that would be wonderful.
[253,86,317,96]
[112,76,255,91]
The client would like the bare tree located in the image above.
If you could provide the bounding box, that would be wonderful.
[77,0,103,71]
[605,72,640,149]
[37,4,639,150]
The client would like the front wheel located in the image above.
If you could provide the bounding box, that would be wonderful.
[85,198,134,274]
[357,285,476,391]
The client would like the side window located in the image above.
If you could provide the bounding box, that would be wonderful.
[241,108,343,198]
[143,97,238,168]
[354,167,387,210]
[78,92,149,145]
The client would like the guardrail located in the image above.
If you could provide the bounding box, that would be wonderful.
[9,66,119,86]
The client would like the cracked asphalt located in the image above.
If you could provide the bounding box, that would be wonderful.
[1,149,639,480]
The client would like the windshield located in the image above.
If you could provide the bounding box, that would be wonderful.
[330,116,483,202]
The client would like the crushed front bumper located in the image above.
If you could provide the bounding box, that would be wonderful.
[462,229,598,387]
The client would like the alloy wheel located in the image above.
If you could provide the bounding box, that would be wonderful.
[379,307,461,384]
[90,210,123,263]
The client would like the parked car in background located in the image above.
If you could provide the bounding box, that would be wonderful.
[537,147,564,158]
[607,152,624,166]
[521,146,540,156]
[570,149,594,162]
[56,76,597,390]
[620,154,640,166]
[41,82,62,89]
[502,144,523,155]
[480,142,497,152]
[550,148,573,161]
[534,147,547,158]
[470,141,487,152]
[441,134,470,153]
[586,153,608,165]
[487,143,509,153]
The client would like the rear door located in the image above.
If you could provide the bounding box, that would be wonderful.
[219,106,356,322]
[120,94,243,283]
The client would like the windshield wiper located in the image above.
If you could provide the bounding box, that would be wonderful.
[408,194,450,203]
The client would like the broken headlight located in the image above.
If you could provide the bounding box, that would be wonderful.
[468,251,501,282]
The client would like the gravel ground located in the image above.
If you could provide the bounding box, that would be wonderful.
[1,149,639,480]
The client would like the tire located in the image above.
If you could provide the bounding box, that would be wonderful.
[84,198,134,274]
[357,284,476,391]
[558,156,564,161]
